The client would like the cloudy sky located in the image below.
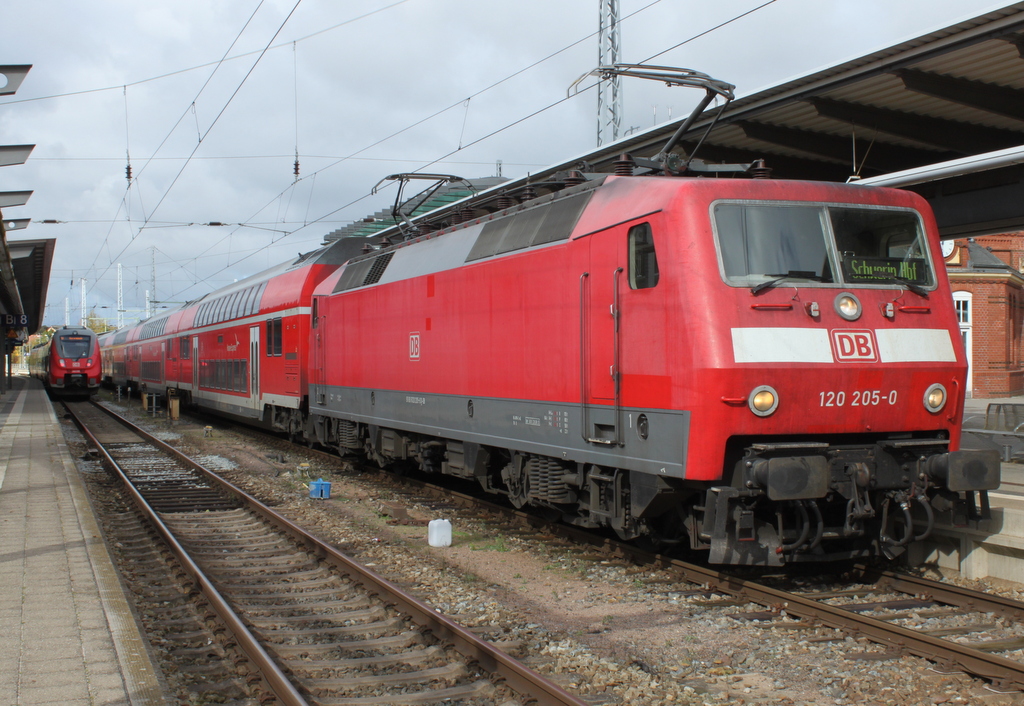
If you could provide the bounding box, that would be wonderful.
[0,0,1014,327]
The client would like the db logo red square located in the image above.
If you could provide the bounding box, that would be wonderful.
[831,330,877,362]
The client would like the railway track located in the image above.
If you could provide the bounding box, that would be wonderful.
[398,477,1024,692]
[296,445,1024,693]
[116,402,1024,695]
[65,400,589,706]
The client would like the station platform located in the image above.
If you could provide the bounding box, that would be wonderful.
[910,395,1024,584]
[0,376,163,705]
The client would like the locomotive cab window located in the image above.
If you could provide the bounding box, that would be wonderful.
[712,202,935,290]
[830,207,934,288]
[628,223,659,289]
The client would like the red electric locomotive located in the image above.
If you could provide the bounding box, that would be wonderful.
[303,171,1000,566]
[29,325,102,399]
[98,67,1002,566]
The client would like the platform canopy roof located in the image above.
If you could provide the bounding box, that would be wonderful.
[373,3,1024,243]
[0,236,54,336]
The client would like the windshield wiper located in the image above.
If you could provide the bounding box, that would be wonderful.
[751,271,824,294]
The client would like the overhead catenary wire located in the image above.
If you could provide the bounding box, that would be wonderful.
[61,0,780,323]
[117,0,781,312]
[142,0,304,227]
[157,0,671,282]
[0,0,415,108]
[81,0,279,299]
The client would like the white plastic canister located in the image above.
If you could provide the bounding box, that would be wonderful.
[428,518,452,547]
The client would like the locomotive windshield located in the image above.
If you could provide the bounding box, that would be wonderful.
[55,334,92,359]
[713,203,934,290]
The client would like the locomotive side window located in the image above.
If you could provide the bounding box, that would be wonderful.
[628,223,659,289]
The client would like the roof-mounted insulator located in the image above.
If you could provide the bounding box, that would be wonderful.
[497,192,515,210]
[748,159,772,179]
[614,153,635,176]
[565,170,586,187]
[521,184,537,201]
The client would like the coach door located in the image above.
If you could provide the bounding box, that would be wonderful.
[166,339,178,386]
[581,229,625,444]
[312,298,326,405]
[249,325,261,410]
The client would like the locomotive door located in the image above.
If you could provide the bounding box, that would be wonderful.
[249,325,260,410]
[581,230,624,444]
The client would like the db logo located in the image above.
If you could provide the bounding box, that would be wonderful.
[830,329,877,362]
[409,332,421,360]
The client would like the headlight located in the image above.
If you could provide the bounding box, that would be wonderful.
[834,292,862,321]
[749,385,779,416]
[923,383,947,413]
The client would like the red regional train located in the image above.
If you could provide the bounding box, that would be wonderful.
[28,325,102,399]
[100,167,1000,566]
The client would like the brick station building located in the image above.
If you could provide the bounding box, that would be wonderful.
[943,235,1024,399]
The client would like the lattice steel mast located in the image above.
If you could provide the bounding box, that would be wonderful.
[597,0,621,147]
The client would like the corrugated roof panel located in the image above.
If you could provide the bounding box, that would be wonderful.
[916,39,1024,87]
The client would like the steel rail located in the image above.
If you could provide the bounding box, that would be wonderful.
[677,564,1024,692]
[87,401,590,706]
[64,403,310,706]
[853,565,1024,621]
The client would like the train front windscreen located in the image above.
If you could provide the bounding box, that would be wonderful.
[55,334,93,359]
[713,202,936,290]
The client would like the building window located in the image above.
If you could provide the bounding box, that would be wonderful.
[955,297,970,324]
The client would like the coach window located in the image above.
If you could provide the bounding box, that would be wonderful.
[628,223,659,289]
[266,317,283,356]
[180,336,190,360]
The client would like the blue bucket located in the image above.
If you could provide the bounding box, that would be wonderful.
[309,478,331,499]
